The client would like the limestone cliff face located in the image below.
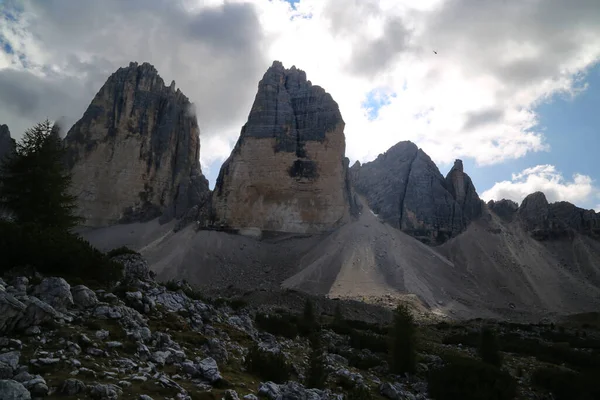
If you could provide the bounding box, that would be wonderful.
[0,124,15,163]
[64,62,210,227]
[514,192,600,240]
[212,61,352,233]
[350,142,482,244]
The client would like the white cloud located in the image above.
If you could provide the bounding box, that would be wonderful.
[0,0,599,187]
[481,164,598,207]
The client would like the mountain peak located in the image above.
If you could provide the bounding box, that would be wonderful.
[64,62,210,228]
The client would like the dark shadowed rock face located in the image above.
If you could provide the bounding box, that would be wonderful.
[487,199,519,221]
[515,192,600,240]
[445,159,483,224]
[0,124,15,163]
[212,61,353,233]
[350,142,480,244]
[64,62,210,227]
[241,61,343,153]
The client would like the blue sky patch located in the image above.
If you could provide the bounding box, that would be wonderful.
[362,88,396,120]
[284,0,301,10]
[455,63,600,208]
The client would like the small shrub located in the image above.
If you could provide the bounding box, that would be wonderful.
[531,366,600,400]
[428,356,517,400]
[245,344,292,383]
[106,246,139,258]
[228,298,248,311]
[345,384,373,400]
[390,304,417,374]
[255,312,299,339]
[479,327,503,367]
[442,331,480,347]
[349,330,388,353]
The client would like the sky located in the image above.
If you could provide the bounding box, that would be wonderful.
[0,0,599,211]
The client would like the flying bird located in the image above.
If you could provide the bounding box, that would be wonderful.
[433,51,438,54]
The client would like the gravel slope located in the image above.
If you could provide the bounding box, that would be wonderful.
[82,201,600,322]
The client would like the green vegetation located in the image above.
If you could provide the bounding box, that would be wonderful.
[479,327,503,367]
[0,220,123,287]
[299,298,320,336]
[106,246,140,258]
[345,384,373,400]
[443,329,600,372]
[255,312,299,339]
[0,120,81,230]
[531,366,600,400]
[245,344,292,383]
[390,304,417,374]
[428,356,517,400]
[349,330,388,353]
[0,120,122,286]
[306,333,327,389]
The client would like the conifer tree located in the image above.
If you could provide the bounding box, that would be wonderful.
[390,304,417,374]
[306,332,327,389]
[0,120,81,230]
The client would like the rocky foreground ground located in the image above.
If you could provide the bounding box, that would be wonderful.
[1,252,599,400]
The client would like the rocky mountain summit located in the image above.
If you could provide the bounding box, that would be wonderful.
[0,124,15,163]
[64,62,210,228]
[212,61,355,234]
[350,142,482,245]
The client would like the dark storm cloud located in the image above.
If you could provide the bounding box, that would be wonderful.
[1,0,268,142]
[349,17,412,76]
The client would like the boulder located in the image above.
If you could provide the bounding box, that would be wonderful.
[71,285,99,309]
[197,357,222,383]
[31,277,73,311]
[0,380,31,400]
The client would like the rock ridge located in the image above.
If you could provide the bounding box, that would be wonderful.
[489,191,600,240]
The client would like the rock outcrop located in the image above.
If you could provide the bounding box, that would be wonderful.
[445,159,483,224]
[0,124,15,163]
[513,191,600,240]
[350,142,482,244]
[64,62,210,228]
[487,199,519,221]
[212,61,354,234]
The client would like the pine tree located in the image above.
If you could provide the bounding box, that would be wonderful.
[300,298,319,335]
[479,327,503,367]
[0,120,81,230]
[334,303,344,326]
[390,304,417,374]
[306,332,327,389]
[303,298,315,324]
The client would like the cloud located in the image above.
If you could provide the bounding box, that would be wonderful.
[0,0,267,145]
[481,165,598,207]
[0,0,599,188]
